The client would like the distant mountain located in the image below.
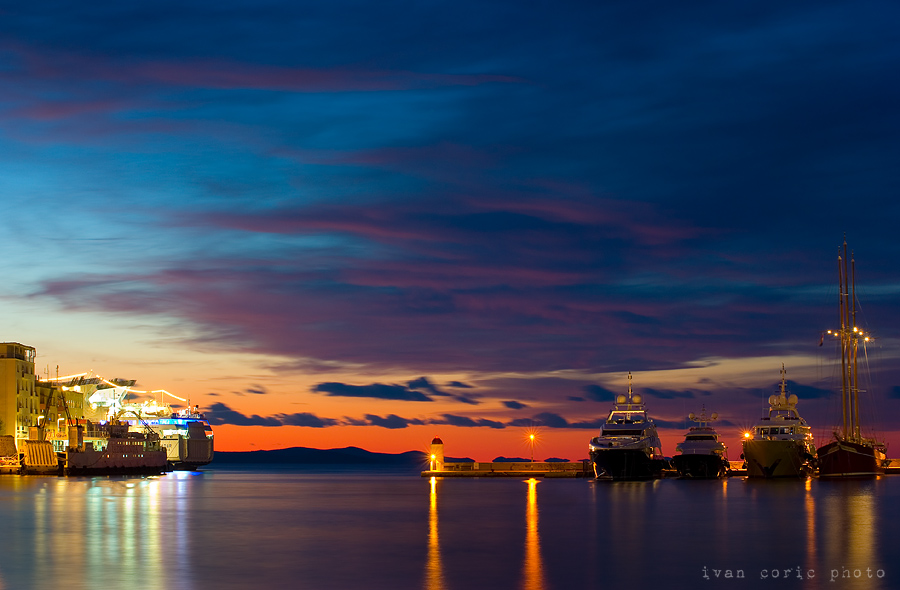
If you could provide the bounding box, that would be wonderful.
[213,446,475,465]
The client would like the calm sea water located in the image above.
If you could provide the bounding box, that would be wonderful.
[0,467,897,590]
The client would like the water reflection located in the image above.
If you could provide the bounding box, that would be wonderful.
[521,478,545,590]
[424,476,445,590]
[805,477,816,569]
[820,480,882,589]
[7,475,198,590]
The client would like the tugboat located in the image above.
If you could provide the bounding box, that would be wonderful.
[816,239,887,477]
[741,366,816,478]
[589,373,669,480]
[673,407,729,478]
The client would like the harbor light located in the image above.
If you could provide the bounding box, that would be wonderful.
[743,431,751,439]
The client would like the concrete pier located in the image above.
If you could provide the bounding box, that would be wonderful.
[422,460,593,478]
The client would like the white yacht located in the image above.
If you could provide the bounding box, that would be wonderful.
[588,373,669,480]
[672,407,729,478]
[741,366,816,478]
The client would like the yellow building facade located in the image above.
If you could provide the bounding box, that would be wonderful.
[0,343,38,441]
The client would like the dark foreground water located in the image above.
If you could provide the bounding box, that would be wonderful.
[0,467,897,590]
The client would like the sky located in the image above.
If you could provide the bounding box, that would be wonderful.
[1,0,899,460]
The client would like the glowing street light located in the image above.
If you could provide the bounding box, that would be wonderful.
[529,433,535,463]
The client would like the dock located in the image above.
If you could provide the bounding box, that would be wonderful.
[422,460,593,478]
[423,459,750,478]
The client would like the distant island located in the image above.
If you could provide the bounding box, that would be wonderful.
[213,446,475,465]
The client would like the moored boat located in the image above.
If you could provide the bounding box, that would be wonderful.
[673,407,729,478]
[816,239,886,477]
[589,373,669,480]
[55,423,169,476]
[741,366,816,478]
[120,405,215,470]
[87,386,215,470]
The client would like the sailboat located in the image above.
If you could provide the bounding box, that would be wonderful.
[816,239,887,477]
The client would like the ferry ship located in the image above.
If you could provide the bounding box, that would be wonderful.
[122,406,214,470]
[588,373,669,480]
[816,239,886,477]
[741,366,816,478]
[89,390,215,470]
[672,407,729,478]
[56,422,168,476]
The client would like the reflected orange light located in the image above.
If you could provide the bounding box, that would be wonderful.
[425,476,445,590]
[522,478,545,590]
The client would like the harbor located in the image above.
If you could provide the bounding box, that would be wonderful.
[0,341,214,476]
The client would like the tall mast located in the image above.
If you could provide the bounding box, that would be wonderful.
[851,252,860,439]
[838,242,849,437]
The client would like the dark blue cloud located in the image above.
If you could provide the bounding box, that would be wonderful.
[502,400,527,410]
[583,385,618,402]
[205,402,282,427]
[742,381,834,400]
[508,412,570,428]
[407,376,448,396]
[313,382,432,402]
[783,380,834,400]
[641,388,698,400]
[278,412,338,428]
[447,381,474,389]
[436,414,505,429]
[363,414,424,429]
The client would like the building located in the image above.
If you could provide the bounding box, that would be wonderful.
[0,343,38,441]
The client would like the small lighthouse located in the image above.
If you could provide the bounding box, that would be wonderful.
[429,436,444,471]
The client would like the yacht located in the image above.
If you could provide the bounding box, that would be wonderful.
[741,366,816,478]
[672,407,729,478]
[589,373,669,480]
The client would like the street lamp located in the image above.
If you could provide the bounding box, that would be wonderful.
[529,433,535,462]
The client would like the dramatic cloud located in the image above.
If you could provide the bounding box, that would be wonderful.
[583,385,618,402]
[363,414,425,429]
[205,402,282,427]
[407,377,449,397]
[502,401,527,410]
[4,0,900,454]
[435,414,506,429]
[277,412,339,428]
[312,382,433,402]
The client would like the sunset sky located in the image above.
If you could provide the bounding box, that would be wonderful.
[2,1,899,460]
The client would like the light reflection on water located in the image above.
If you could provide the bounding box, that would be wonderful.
[425,476,445,590]
[521,478,544,590]
[0,471,896,589]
